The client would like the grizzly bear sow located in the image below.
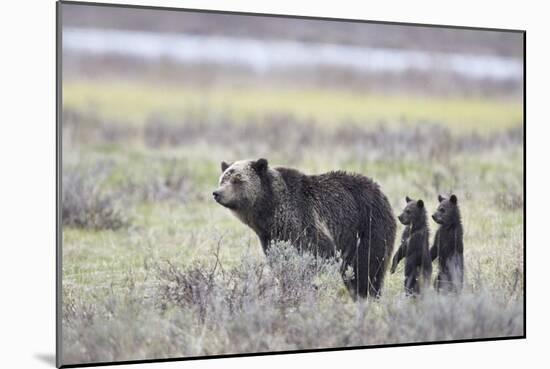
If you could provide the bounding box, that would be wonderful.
[431,194,464,293]
[390,196,432,295]
[213,158,396,298]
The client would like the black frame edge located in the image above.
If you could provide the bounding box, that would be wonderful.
[58,0,526,33]
[56,1,63,367]
[60,335,526,368]
[522,30,526,339]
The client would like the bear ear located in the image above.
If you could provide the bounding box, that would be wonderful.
[405,196,412,203]
[438,194,444,203]
[252,158,268,173]
[450,194,458,204]
[417,199,424,208]
[221,161,232,172]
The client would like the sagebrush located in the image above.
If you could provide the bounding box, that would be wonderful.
[62,242,523,364]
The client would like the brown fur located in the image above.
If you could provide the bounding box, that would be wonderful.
[213,158,396,299]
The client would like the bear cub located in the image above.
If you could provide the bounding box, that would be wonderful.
[391,196,432,295]
[430,194,464,293]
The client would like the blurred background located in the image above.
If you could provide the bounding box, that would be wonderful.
[62,4,524,166]
[63,4,523,94]
[61,2,524,227]
[61,3,524,364]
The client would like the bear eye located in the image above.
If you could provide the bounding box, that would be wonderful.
[231,175,243,184]
[405,210,411,214]
[439,208,445,213]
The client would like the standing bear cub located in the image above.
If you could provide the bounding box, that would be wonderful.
[431,194,464,293]
[213,159,397,299]
[390,196,432,295]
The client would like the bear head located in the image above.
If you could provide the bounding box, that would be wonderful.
[213,158,268,211]
[432,194,460,226]
[398,196,426,226]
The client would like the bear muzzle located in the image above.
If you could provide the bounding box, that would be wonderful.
[212,189,235,209]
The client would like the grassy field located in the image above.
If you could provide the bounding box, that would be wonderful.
[61,79,524,365]
[63,80,523,133]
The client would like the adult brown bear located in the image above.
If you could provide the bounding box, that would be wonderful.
[213,158,396,299]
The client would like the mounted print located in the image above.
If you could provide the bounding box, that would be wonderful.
[57,1,525,367]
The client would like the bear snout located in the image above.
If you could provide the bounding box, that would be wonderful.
[212,190,221,202]
[398,214,407,224]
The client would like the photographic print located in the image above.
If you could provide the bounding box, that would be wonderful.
[57,1,525,367]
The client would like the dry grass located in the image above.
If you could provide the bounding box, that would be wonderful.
[62,163,128,230]
[62,242,523,365]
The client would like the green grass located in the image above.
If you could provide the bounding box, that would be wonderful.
[62,145,523,297]
[63,80,523,134]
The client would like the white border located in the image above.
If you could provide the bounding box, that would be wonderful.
[1,1,546,368]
